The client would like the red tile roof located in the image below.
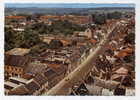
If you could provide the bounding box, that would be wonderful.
[6,16,26,19]
[115,47,133,58]
[90,39,97,44]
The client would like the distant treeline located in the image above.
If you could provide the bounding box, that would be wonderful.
[5,7,134,16]
[92,11,123,25]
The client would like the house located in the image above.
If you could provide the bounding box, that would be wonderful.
[13,28,24,32]
[5,16,26,22]
[4,77,29,95]
[7,73,48,95]
[5,48,31,78]
[60,39,72,46]
[9,77,28,85]
[25,62,48,76]
[43,63,67,88]
[4,81,19,91]
[114,47,134,58]
[84,28,93,38]
[73,28,93,39]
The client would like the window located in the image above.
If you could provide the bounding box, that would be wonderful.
[15,73,18,76]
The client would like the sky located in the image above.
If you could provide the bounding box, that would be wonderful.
[5,3,135,8]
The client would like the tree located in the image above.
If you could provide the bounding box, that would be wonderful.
[30,42,49,56]
[94,13,106,25]
[107,11,122,19]
[21,27,41,48]
[49,39,63,49]
[5,27,24,51]
[25,20,86,36]
[26,15,32,21]
[48,20,86,35]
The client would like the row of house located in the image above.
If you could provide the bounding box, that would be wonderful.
[40,15,90,25]
[68,18,135,96]
[4,47,68,95]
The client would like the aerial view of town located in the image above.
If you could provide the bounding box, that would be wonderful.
[4,3,135,96]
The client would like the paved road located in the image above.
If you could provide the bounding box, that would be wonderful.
[43,21,128,95]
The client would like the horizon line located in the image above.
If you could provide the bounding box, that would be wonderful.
[5,3,135,8]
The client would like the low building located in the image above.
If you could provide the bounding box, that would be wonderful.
[73,28,93,39]
[5,48,31,78]
[5,16,26,22]
[6,73,48,95]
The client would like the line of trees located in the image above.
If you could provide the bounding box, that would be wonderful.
[91,11,122,25]
[29,20,86,35]
[5,27,41,51]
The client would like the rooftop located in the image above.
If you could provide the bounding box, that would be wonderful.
[5,81,19,88]
[9,77,28,84]
[115,67,128,75]
[25,79,40,94]
[6,16,26,19]
[8,84,29,95]
[5,55,30,67]
[25,63,48,75]
[5,48,30,56]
